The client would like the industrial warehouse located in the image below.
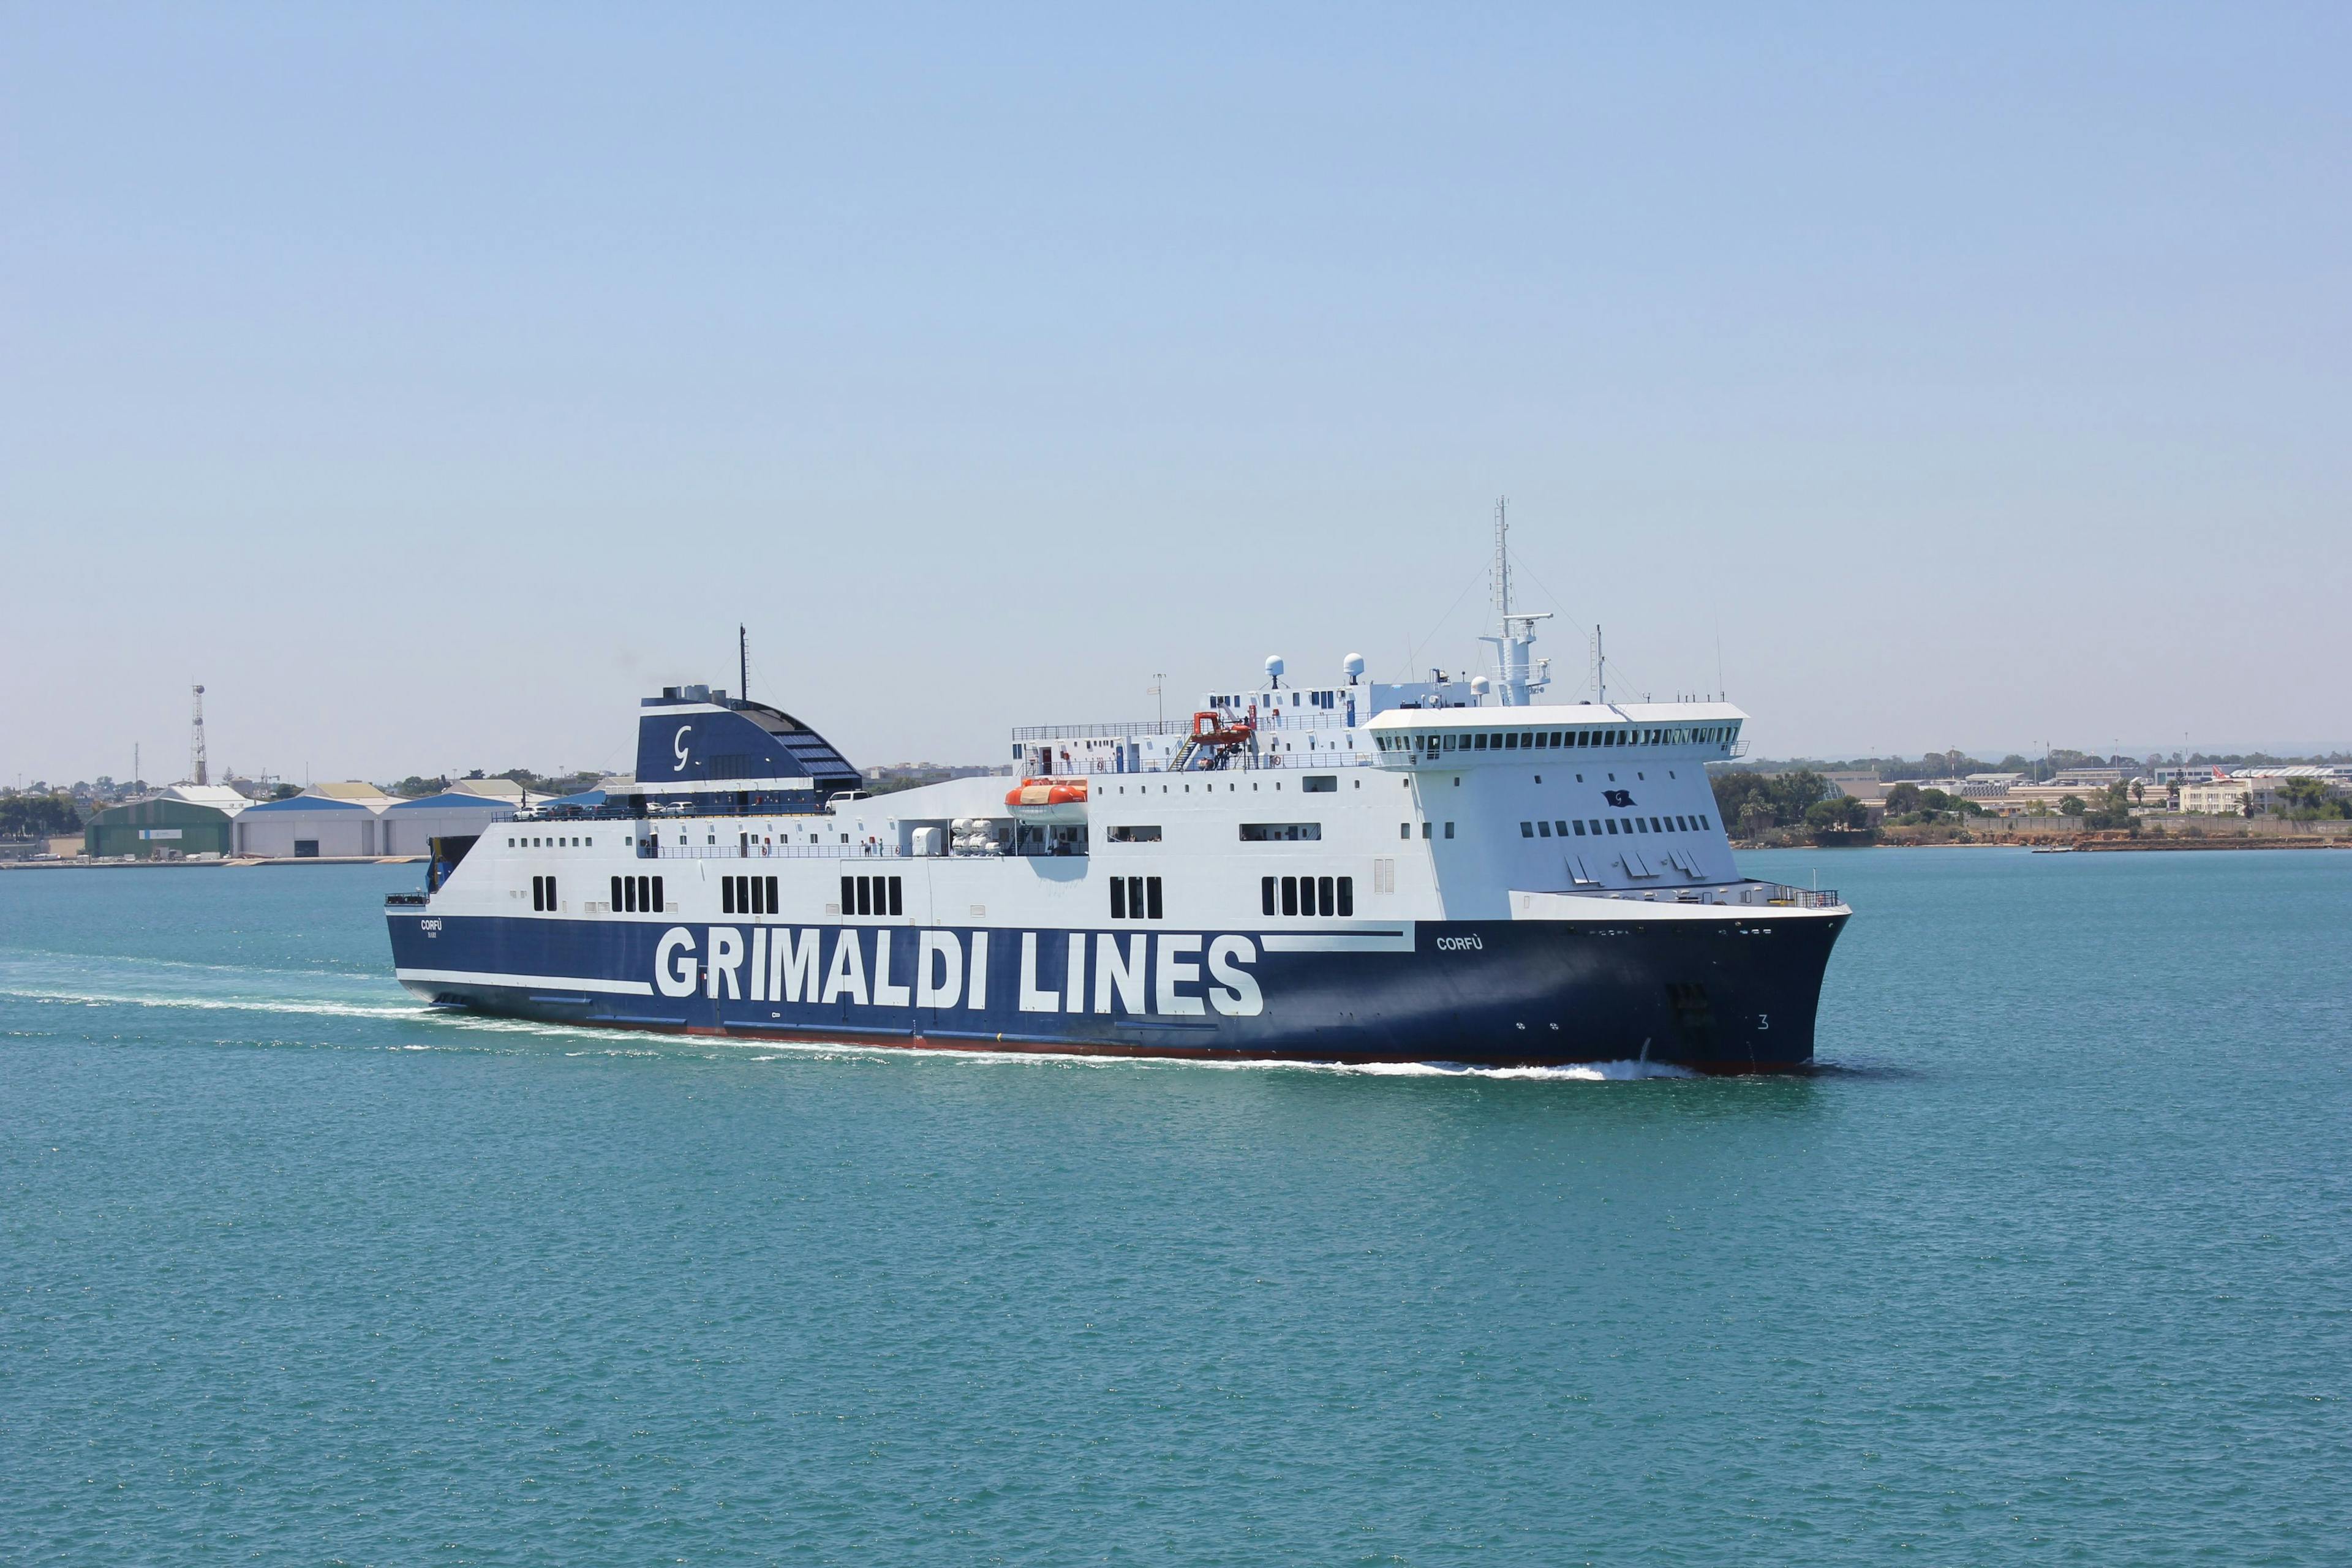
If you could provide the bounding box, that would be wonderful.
[47,684,549,864]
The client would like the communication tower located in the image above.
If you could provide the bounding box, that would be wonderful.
[190,684,209,786]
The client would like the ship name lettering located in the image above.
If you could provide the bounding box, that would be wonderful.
[1435,934,1484,952]
[654,927,698,997]
[655,926,1259,1018]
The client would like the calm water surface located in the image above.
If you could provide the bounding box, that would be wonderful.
[2,850,2346,1564]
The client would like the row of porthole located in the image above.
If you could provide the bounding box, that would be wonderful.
[1381,725,1736,755]
[1526,813,1711,839]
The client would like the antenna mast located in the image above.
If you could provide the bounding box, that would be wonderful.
[738,625,748,703]
[1477,496,1551,706]
[189,684,208,786]
[1491,496,1512,621]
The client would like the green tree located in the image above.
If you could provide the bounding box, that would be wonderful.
[1806,795,1868,832]
[1883,782,1923,815]
[0,793,83,836]
[2059,795,2087,817]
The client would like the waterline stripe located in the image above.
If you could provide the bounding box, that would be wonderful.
[396,967,655,997]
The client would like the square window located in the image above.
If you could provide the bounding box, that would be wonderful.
[1537,821,1552,837]
[1569,820,1583,835]
[1520,821,1534,837]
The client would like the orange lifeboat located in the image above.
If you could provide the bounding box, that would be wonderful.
[1004,777,1090,821]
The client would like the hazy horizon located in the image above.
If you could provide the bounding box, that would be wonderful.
[6,5,2346,785]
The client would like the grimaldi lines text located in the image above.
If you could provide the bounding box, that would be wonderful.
[385,584,1849,1071]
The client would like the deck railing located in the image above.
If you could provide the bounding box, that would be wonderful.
[1752,881,1840,909]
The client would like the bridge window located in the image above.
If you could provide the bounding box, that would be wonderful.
[1107,824,1162,842]
[1240,823,1321,842]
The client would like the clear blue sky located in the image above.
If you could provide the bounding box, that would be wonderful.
[6,3,2346,785]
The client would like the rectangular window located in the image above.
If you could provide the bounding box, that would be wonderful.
[1399,823,1410,839]
[1674,816,1689,832]
[1444,822,1455,839]
[1520,733,1533,748]
[764,875,777,913]
[1111,878,1127,919]
[1262,876,1276,916]
[611,875,623,910]
[1569,820,1584,836]
[1239,823,1322,841]
[1146,876,1163,920]
[1336,876,1354,916]
[532,875,544,911]
[1302,775,1337,793]
[1698,813,1711,830]
[841,875,854,913]
[1521,821,1534,837]
[1422,822,1432,839]
[1537,821,1552,837]
[652,876,663,913]
[1606,819,1619,834]
[856,877,872,916]
[1649,818,1662,833]
[722,877,736,915]
[1504,733,1517,750]
[1107,824,1163,842]
[889,877,903,916]
[1317,876,1334,916]
[1634,819,1647,834]
[1281,876,1298,916]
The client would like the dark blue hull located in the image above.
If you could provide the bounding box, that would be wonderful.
[388,911,1845,1072]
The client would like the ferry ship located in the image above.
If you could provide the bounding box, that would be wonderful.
[385,532,1848,1071]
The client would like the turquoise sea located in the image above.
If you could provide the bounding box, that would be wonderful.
[2,849,2346,1564]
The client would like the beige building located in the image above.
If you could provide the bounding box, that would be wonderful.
[2179,779,2250,816]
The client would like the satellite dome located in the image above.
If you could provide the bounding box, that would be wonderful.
[1342,653,1366,682]
[1470,675,1491,697]
[1264,655,1285,681]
